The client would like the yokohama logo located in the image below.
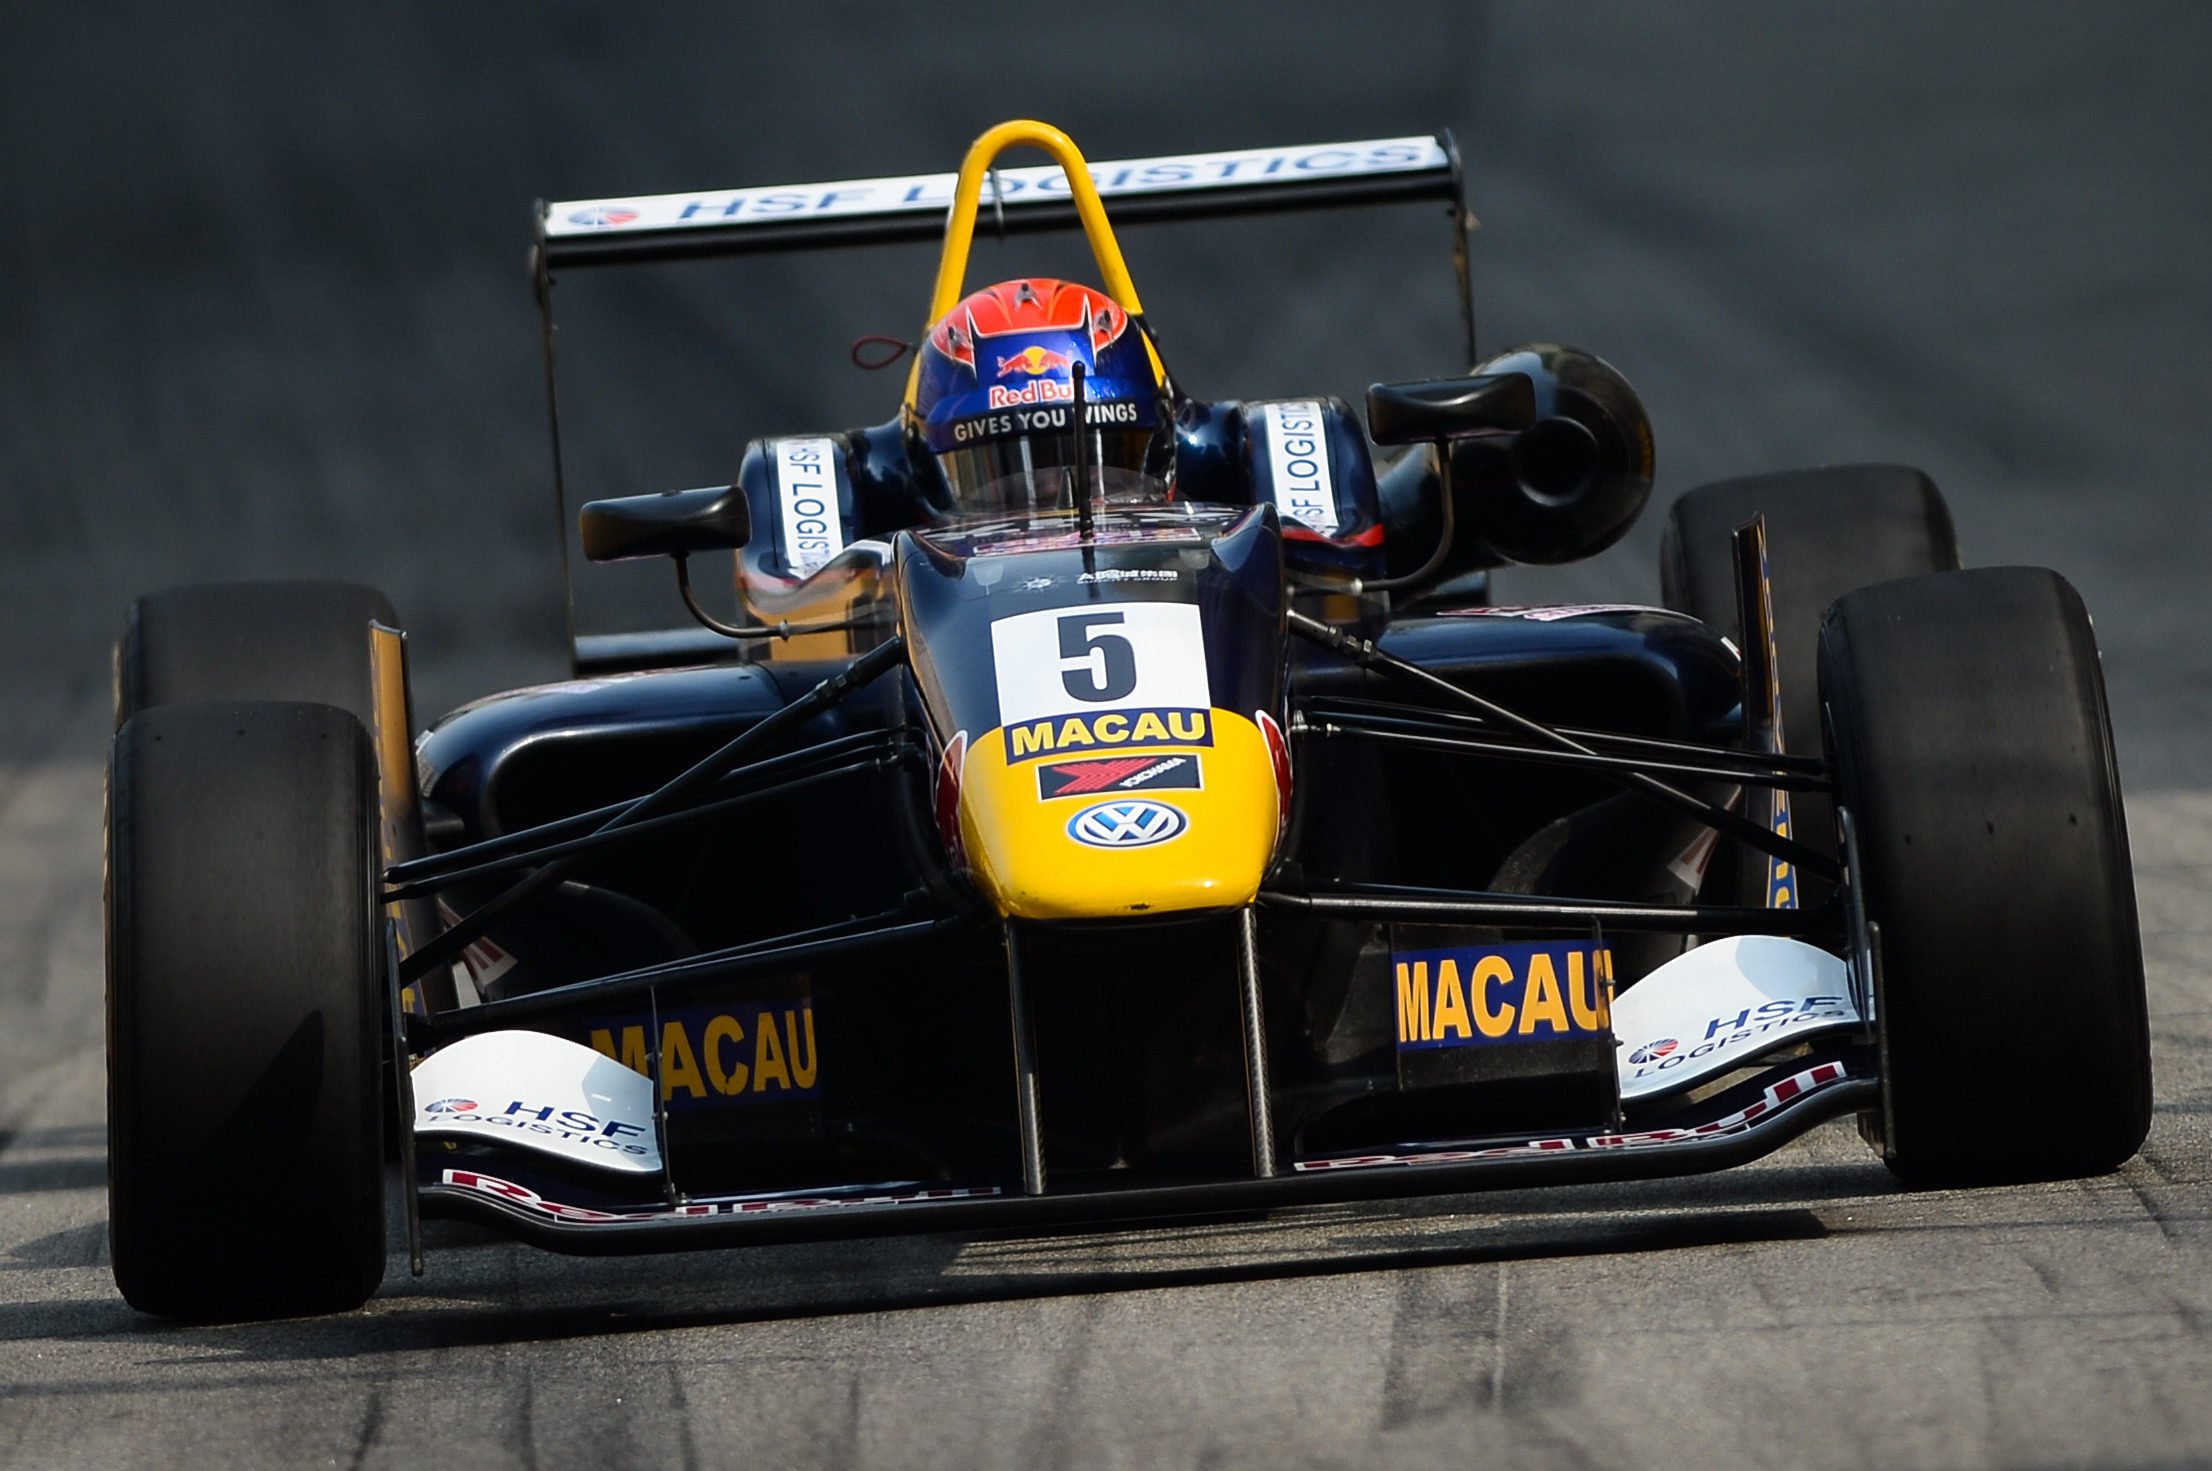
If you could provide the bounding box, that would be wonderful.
[1037,754,1200,799]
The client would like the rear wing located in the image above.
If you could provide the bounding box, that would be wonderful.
[532,129,1476,672]
[539,134,1467,277]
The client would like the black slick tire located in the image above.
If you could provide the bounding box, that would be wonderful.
[107,700,388,1320]
[115,581,399,730]
[1818,567,2150,1186]
[1661,464,1958,901]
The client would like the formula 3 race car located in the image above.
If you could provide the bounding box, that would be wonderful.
[104,120,2152,1321]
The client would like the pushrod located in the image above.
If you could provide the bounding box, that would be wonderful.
[1287,612,1841,883]
[1297,696,1831,777]
[399,636,908,987]
[1260,884,1836,938]
[389,731,894,888]
[1301,717,1833,793]
[384,747,912,902]
[410,907,953,1046]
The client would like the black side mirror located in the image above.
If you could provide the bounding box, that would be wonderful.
[1365,372,1536,446]
[580,486,752,563]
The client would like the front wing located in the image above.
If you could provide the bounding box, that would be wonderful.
[418,1052,1874,1255]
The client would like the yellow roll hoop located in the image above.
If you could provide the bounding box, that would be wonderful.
[904,119,1164,409]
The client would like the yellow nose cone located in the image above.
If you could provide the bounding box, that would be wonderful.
[956,708,1283,920]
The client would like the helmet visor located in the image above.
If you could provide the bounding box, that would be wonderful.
[937,425,1168,515]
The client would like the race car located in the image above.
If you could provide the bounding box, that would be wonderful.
[103,119,2152,1321]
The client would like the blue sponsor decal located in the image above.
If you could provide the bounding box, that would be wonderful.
[1394,940,1614,1050]
[586,1002,818,1109]
[1003,707,1212,763]
[1767,802,1798,909]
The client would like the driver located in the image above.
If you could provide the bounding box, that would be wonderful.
[910,278,1175,515]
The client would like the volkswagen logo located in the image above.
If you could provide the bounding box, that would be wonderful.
[1067,799,1188,849]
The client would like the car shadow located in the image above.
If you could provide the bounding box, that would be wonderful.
[0,1157,1917,1368]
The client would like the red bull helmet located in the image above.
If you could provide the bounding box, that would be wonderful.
[913,279,1173,514]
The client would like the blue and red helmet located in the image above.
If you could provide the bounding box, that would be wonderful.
[913,279,1172,512]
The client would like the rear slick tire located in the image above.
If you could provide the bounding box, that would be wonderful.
[107,700,388,1320]
[1661,464,1958,906]
[115,580,399,730]
[1818,567,2150,1186]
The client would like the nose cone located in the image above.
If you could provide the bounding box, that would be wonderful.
[956,709,1283,920]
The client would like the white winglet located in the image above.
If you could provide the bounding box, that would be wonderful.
[412,1030,662,1176]
[1611,936,1860,1102]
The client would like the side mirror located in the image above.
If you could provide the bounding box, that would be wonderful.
[580,486,752,563]
[1365,372,1536,446]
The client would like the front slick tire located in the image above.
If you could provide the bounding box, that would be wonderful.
[1819,568,2150,1186]
[108,700,388,1320]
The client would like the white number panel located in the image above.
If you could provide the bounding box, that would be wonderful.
[989,603,1209,726]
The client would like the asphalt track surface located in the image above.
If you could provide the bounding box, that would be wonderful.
[5,5,2212,1467]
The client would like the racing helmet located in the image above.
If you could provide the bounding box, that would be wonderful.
[913,279,1173,514]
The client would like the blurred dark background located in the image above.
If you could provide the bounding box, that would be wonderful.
[6,3,2208,776]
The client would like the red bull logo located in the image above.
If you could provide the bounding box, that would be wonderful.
[986,379,1076,409]
[997,344,1077,377]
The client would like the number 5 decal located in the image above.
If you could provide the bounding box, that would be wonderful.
[991,603,1210,726]
[1057,611,1139,703]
